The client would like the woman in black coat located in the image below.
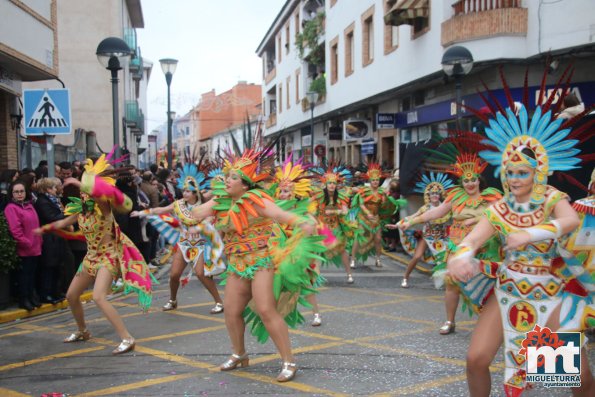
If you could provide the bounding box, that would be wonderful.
[34,177,67,304]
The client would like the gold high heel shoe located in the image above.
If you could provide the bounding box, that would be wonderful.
[63,329,91,343]
[276,362,297,382]
[439,321,455,335]
[112,338,135,355]
[220,352,249,371]
[162,299,177,311]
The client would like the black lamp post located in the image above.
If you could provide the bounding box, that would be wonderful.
[441,46,473,130]
[306,91,319,164]
[96,37,133,159]
[159,58,178,170]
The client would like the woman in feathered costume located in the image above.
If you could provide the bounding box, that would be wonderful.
[188,145,323,382]
[387,172,453,288]
[131,163,225,314]
[447,71,594,396]
[351,163,404,268]
[34,150,154,354]
[270,156,324,326]
[310,163,354,283]
[400,148,502,335]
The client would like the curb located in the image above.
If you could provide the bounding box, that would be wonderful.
[0,291,95,325]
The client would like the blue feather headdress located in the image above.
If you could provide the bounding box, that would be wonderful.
[176,164,207,192]
[414,172,454,204]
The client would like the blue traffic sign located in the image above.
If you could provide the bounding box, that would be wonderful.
[23,89,71,135]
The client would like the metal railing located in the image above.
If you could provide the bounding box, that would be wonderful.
[452,0,522,16]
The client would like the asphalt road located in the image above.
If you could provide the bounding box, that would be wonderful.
[0,255,592,396]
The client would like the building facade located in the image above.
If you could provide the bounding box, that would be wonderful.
[257,0,595,191]
[21,0,150,167]
[0,0,60,169]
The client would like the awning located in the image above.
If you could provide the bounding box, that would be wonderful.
[384,0,429,27]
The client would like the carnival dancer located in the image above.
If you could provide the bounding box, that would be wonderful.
[447,95,594,396]
[351,163,404,268]
[311,163,354,283]
[399,150,502,334]
[189,146,323,382]
[132,163,225,314]
[387,172,453,288]
[269,156,326,326]
[34,151,154,354]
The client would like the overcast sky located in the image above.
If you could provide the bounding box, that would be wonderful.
[137,0,284,132]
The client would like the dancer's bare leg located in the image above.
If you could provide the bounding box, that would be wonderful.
[223,273,252,355]
[341,251,351,276]
[92,267,131,340]
[445,282,460,323]
[305,294,319,315]
[252,268,293,362]
[466,295,502,396]
[65,271,94,331]
[168,250,186,301]
[404,238,427,279]
[194,254,223,304]
[546,304,594,397]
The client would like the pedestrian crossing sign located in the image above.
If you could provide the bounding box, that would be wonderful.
[23,88,71,135]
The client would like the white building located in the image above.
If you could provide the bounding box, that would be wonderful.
[257,0,595,195]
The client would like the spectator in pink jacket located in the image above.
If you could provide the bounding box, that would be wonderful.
[4,180,42,311]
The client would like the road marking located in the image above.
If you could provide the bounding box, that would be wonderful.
[0,388,30,397]
[372,373,468,396]
[0,329,34,339]
[0,346,105,372]
[227,370,350,397]
[133,345,213,369]
[136,324,226,343]
[72,370,203,397]
[249,341,346,365]
[165,309,226,323]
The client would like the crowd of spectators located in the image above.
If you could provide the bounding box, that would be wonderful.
[0,160,180,311]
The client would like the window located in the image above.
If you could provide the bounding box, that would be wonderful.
[330,0,337,7]
[344,22,355,77]
[285,24,290,54]
[384,1,398,55]
[330,36,339,85]
[295,68,301,104]
[278,86,283,113]
[286,77,291,109]
[413,15,429,37]
[294,12,300,38]
[277,35,282,63]
[361,6,375,67]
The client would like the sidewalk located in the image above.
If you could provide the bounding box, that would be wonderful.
[0,264,172,325]
[0,250,421,326]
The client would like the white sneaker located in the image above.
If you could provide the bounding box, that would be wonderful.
[311,313,322,326]
[347,274,354,284]
[350,259,356,269]
[401,278,409,288]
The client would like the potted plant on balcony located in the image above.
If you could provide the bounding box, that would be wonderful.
[295,11,325,63]
[0,213,18,309]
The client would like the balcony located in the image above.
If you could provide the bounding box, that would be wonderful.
[265,67,276,85]
[125,100,144,134]
[265,112,277,128]
[441,0,527,46]
[124,28,137,57]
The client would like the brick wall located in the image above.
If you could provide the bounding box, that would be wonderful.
[441,8,528,47]
[0,92,19,169]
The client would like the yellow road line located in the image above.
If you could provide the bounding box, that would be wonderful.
[165,309,226,323]
[0,346,105,372]
[136,324,226,343]
[372,373,468,396]
[227,370,350,397]
[0,388,30,397]
[132,345,213,369]
[249,341,346,365]
[290,328,345,341]
[0,329,35,339]
[73,370,203,397]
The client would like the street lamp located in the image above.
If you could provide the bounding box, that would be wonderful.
[441,46,473,130]
[96,37,133,159]
[306,91,319,164]
[159,58,178,170]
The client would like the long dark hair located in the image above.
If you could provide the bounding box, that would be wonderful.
[323,187,339,206]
